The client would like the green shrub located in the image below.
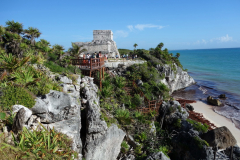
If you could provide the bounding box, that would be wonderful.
[11,125,78,159]
[194,136,209,149]
[157,146,169,157]
[187,119,209,133]
[135,132,147,142]
[132,94,142,108]
[0,85,35,110]
[113,76,126,88]
[115,108,131,125]
[134,111,144,122]
[174,119,181,128]
[27,77,62,96]
[121,141,129,153]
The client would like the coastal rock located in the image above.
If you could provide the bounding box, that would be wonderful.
[145,151,170,160]
[219,94,227,99]
[207,96,222,106]
[157,64,195,93]
[201,126,237,151]
[225,145,240,160]
[159,101,189,130]
[170,131,214,160]
[185,103,194,111]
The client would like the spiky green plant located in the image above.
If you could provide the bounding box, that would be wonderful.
[11,124,77,159]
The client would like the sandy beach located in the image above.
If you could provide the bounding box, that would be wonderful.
[191,101,240,146]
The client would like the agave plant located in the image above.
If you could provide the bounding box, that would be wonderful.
[11,124,77,159]
[11,66,39,86]
[0,52,30,73]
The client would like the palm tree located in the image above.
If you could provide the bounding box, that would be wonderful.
[4,32,22,56]
[5,20,23,35]
[157,42,164,49]
[0,26,5,45]
[24,27,41,45]
[52,44,65,60]
[133,43,138,49]
[70,43,87,58]
[175,53,180,59]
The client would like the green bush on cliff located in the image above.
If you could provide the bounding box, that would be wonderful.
[0,85,35,110]
[187,119,209,133]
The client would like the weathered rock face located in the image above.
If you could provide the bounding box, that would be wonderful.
[171,130,214,160]
[80,76,125,160]
[145,152,170,160]
[12,105,32,133]
[201,126,237,151]
[157,64,195,93]
[207,96,222,106]
[159,101,189,130]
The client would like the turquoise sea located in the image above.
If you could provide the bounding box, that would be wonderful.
[170,48,240,129]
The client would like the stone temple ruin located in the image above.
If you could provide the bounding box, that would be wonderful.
[75,30,120,57]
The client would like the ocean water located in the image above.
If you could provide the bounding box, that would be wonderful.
[170,48,240,129]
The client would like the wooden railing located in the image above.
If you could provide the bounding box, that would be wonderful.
[72,57,105,70]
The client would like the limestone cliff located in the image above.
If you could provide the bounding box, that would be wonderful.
[157,64,195,93]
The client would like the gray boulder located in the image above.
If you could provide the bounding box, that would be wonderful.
[32,90,79,123]
[145,152,170,160]
[185,103,194,111]
[136,79,143,86]
[171,131,214,160]
[201,126,237,151]
[32,90,82,155]
[12,107,32,133]
[207,96,222,106]
[84,124,125,160]
[57,75,72,84]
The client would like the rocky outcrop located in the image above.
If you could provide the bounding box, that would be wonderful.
[157,64,195,93]
[80,76,125,160]
[159,101,189,130]
[201,126,237,151]
[145,152,170,160]
[171,130,214,160]
[207,96,222,106]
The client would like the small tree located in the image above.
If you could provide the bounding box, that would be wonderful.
[24,27,41,45]
[133,43,138,54]
[175,53,180,59]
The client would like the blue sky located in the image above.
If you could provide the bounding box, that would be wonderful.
[1,0,240,50]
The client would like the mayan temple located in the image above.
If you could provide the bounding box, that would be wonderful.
[75,30,120,57]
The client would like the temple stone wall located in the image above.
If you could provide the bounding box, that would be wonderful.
[75,30,119,57]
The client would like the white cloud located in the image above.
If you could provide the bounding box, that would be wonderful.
[127,25,134,31]
[215,34,233,42]
[194,34,233,45]
[115,30,129,38]
[134,24,165,30]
